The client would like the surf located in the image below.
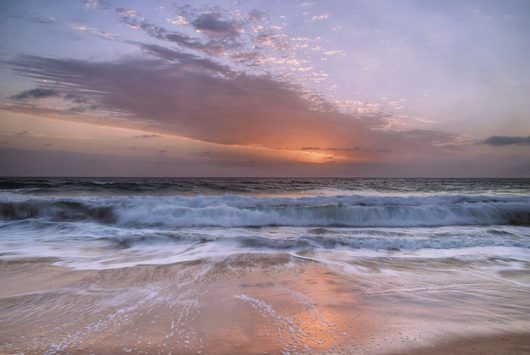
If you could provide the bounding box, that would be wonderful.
[1,194,529,228]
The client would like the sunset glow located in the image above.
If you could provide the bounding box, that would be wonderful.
[0,0,529,176]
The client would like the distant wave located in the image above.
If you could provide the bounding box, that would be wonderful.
[2,177,529,196]
[1,194,529,228]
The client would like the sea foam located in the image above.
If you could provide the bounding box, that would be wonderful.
[1,194,529,228]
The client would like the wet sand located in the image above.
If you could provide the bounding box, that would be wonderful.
[1,256,376,354]
[1,255,529,354]
[390,333,530,355]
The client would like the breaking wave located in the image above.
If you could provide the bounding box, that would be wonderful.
[1,194,529,228]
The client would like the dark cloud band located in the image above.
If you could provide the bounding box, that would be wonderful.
[482,136,530,146]
[11,88,60,100]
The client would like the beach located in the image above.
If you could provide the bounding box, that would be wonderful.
[1,255,529,354]
[1,178,529,354]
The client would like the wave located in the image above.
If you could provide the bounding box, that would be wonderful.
[2,221,529,271]
[1,194,529,228]
[96,230,530,251]
[1,200,116,224]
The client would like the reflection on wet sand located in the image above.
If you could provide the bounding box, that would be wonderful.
[1,254,529,354]
[0,257,374,354]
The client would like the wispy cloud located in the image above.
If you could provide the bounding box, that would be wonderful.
[310,14,329,22]
[84,0,111,10]
[11,88,60,100]
[134,134,161,139]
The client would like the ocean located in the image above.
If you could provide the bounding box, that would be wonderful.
[1,177,529,353]
[1,177,529,269]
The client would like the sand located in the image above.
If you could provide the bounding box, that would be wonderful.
[1,255,529,354]
[390,333,530,355]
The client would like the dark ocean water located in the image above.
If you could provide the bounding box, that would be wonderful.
[1,177,529,270]
[1,177,529,195]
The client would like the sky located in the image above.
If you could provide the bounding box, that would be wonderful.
[0,0,529,177]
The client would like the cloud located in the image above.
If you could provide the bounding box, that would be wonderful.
[310,14,329,22]
[135,43,233,76]
[63,93,89,104]
[27,16,57,25]
[69,23,122,41]
[9,11,58,25]
[112,5,324,74]
[115,8,230,55]
[84,0,111,10]
[3,55,363,147]
[402,130,459,145]
[5,53,461,165]
[7,86,102,114]
[134,134,160,139]
[247,9,269,22]
[11,88,60,100]
[95,4,341,93]
[482,136,530,146]
[191,12,241,40]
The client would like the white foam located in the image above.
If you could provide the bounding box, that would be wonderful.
[2,194,528,228]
